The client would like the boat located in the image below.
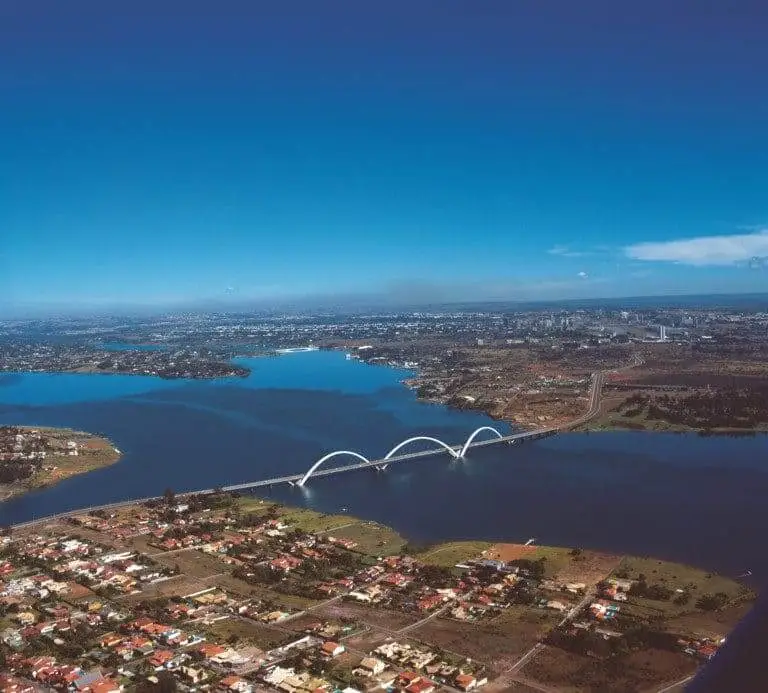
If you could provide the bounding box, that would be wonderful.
[275,346,320,354]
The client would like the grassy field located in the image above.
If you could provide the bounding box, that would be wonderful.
[612,556,753,615]
[209,572,319,610]
[277,506,355,533]
[234,496,276,514]
[236,498,403,554]
[328,520,406,556]
[417,541,492,567]
[664,600,753,639]
[234,497,355,533]
[524,546,574,578]
[203,616,286,649]
[151,548,229,580]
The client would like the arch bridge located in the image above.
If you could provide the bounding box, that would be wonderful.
[297,451,371,487]
[297,426,509,486]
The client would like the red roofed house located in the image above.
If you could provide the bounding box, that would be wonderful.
[454,674,477,691]
[405,680,435,693]
[321,641,345,658]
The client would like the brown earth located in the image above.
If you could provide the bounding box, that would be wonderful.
[316,601,421,632]
[410,607,560,676]
[485,543,536,562]
[522,644,697,693]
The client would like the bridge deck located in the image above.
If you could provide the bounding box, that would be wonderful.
[221,430,555,492]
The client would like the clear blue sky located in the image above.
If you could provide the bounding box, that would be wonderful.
[2,0,767,314]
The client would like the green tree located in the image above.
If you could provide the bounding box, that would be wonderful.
[696,592,728,611]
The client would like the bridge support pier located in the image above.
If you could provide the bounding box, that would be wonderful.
[375,464,388,472]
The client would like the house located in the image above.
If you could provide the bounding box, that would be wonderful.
[321,641,345,658]
[416,594,443,612]
[262,666,295,687]
[218,675,252,693]
[454,674,477,691]
[179,667,208,684]
[545,600,568,612]
[353,657,385,677]
[607,577,634,592]
[396,672,421,688]
[348,591,373,603]
[270,556,302,572]
[99,633,124,649]
[565,582,586,594]
[589,600,620,621]
[82,678,121,693]
[199,643,227,659]
[148,650,175,669]
[405,679,435,693]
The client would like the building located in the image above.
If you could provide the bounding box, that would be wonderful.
[320,641,345,658]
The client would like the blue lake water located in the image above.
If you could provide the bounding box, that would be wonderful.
[1,351,767,581]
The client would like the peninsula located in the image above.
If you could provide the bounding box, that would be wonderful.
[0,426,122,501]
[1,493,754,693]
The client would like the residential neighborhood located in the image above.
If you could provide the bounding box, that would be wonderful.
[0,492,752,693]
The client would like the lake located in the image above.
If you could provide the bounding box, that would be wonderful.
[1,350,766,581]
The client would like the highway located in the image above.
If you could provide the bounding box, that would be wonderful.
[11,357,640,530]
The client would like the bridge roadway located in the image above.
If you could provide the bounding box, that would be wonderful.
[220,429,555,492]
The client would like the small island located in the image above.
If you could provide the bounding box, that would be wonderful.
[0,425,122,501]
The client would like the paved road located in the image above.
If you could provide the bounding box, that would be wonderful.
[504,589,598,679]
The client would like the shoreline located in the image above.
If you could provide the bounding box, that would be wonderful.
[6,350,763,437]
[356,352,768,437]
[6,482,761,590]
[271,496,758,590]
[0,365,250,380]
[0,425,122,503]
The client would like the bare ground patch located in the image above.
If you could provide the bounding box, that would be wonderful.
[410,607,559,675]
[315,600,420,632]
[203,616,285,649]
[522,645,698,693]
[548,550,622,585]
[121,575,206,602]
[151,548,230,579]
[484,543,536,562]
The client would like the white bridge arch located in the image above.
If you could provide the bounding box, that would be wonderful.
[384,436,460,460]
[297,426,508,486]
[458,426,503,458]
[297,451,371,487]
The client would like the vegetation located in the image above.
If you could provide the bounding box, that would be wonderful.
[596,385,768,433]
[417,541,491,567]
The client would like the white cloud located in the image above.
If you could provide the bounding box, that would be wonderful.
[625,230,768,266]
[577,271,588,278]
[548,245,589,258]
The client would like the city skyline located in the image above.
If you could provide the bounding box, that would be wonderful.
[2,0,767,315]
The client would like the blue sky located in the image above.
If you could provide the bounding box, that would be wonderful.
[2,0,767,314]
